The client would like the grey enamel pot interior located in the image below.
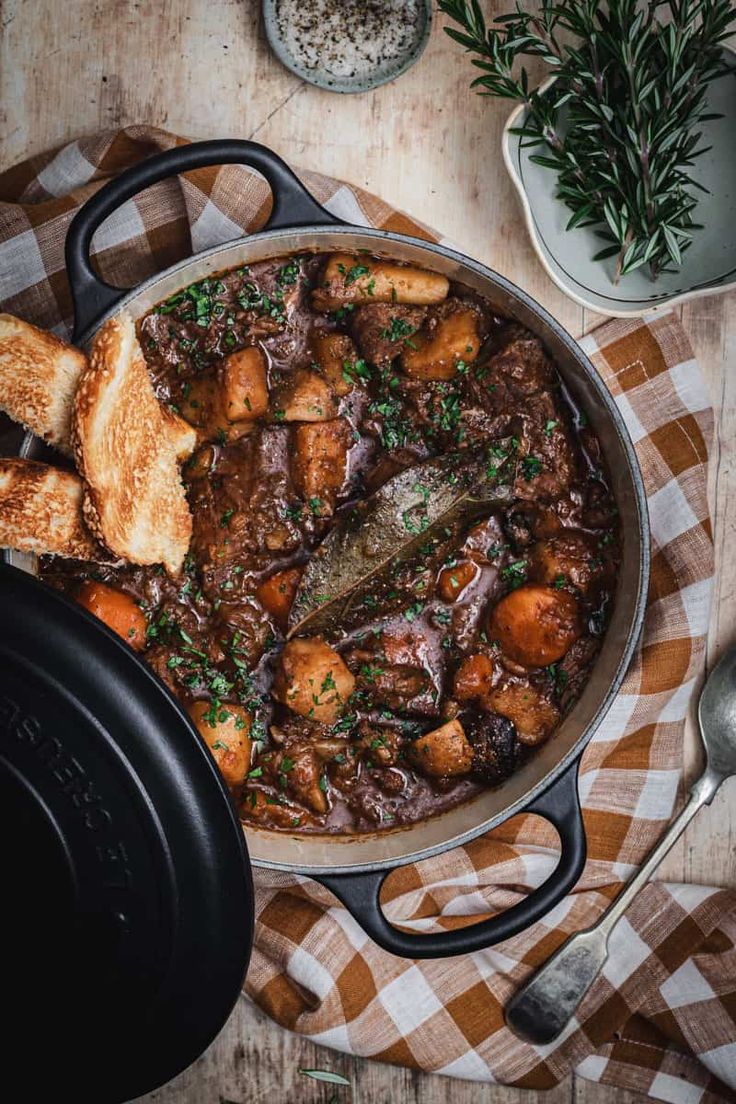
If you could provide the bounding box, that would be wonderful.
[8,140,650,958]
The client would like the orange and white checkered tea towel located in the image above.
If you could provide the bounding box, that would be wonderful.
[1,126,734,1104]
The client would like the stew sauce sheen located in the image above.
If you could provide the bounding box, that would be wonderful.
[41,251,619,834]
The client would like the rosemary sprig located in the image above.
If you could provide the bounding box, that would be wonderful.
[440,0,736,281]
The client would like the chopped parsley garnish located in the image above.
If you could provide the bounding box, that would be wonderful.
[331,303,355,321]
[276,259,300,286]
[342,358,371,386]
[320,671,337,694]
[501,560,528,588]
[360,664,384,683]
[380,316,418,345]
[521,455,543,481]
[344,263,370,285]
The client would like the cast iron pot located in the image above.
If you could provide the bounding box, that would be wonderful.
[8,139,650,963]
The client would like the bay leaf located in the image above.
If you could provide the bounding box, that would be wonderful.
[287,445,514,639]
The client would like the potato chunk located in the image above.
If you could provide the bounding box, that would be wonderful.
[486,683,559,746]
[256,566,303,625]
[312,332,358,397]
[181,346,268,441]
[489,584,581,667]
[411,719,473,777]
[76,581,147,651]
[454,654,494,701]
[402,307,481,381]
[222,346,269,422]
[277,369,337,422]
[272,638,355,723]
[437,559,478,602]
[313,253,449,311]
[188,701,253,787]
[293,418,350,516]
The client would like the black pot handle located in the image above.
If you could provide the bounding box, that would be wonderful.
[65,138,342,341]
[316,757,586,959]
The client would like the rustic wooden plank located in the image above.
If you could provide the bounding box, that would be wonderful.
[573,1080,651,1104]
[660,290,736,890]
[1,3,733,1103]
[139,996,574,1104]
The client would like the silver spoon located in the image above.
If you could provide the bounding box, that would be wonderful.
[506,643,736,1045]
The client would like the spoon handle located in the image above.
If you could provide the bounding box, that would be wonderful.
[505,767,724,1045]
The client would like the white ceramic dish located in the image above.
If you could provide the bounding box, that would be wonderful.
[502,46,736,317]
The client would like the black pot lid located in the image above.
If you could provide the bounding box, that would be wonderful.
[0,563,253,1102]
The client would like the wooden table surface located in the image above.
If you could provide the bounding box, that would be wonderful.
[1,1,733,1101]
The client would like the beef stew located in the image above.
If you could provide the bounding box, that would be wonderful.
[40,251,619,834]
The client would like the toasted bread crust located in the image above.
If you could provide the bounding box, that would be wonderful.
[0,314,87,456]
[0,458,105,560]
[161,407,198,460]
[73,313,194,575]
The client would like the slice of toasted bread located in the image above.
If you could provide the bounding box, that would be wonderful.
[0,457,105,560]
[73,312,195,575]
[0,314,87,456]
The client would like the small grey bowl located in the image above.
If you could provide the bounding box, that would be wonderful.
[262,0,432,94]
[502,45,736,317]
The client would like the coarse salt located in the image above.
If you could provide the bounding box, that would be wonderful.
[275,0,421,79]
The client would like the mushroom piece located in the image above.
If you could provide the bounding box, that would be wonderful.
[486,683,560,746]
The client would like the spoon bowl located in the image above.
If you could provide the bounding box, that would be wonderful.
[698,644,736,782]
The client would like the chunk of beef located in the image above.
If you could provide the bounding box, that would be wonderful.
[350,303,426,367]
[557,633,601,707]
[512,397,580,502]
[482,324,555,400]
[188,427,301,569]
[529,530,611,595]
[354,723,405,767]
